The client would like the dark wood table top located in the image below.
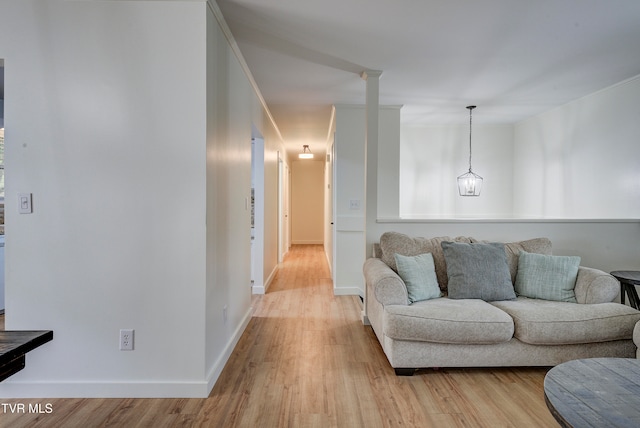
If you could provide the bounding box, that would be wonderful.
[0,330,53,362]
[611,271,640,285]
[0,330,53,381]
[544,358,640,428]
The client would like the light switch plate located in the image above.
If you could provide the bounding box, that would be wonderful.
[18,193,33,214]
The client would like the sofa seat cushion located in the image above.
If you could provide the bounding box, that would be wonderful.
[383,298,514,344]
[491,297,640,345]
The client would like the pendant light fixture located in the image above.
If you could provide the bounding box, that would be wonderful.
[298,145,314,159]
[457,105,483,196]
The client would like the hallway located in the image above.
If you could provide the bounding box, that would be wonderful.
[209,244,375,426]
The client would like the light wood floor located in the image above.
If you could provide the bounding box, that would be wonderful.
[0,245,559,427]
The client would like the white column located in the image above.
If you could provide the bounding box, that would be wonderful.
[361,70,382,252]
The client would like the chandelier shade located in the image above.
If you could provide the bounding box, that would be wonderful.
[457,106,483,196]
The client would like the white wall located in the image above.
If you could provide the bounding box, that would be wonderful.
[333,105,401,296]
[399,76,640,220]
[205,3,255,395]
[291,159,324,244]
[0,0,206,397]
[399,124,514,217]
[0,0,286,398]
[333,106,366,296]
[513,75,640,218]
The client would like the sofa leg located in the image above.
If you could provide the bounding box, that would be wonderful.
[394,368,416,376]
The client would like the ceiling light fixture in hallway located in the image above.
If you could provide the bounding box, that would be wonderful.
[298,145,314,159]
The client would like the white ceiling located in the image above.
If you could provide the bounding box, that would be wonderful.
[218,0,640,156]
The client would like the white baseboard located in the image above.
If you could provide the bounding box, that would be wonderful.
[205,305,253,395]
[255,265,277,294]
[252,264,278,295]
[0,379,211,399]
[333,287,363,297]
[362,312,370,325]
[0,308,255,399]
[325,251,333,278]
[291,240,323,245]
[264,265,277,292]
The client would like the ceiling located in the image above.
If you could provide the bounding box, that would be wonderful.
[217,0,640,156]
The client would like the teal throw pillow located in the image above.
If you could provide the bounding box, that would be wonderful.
[441,241,516,301]
[394,253,442,303]
[515,251,580,302]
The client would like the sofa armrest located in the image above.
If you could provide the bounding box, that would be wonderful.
[363,258,409,306]
[633,321,640,359]
[574,266,619,304]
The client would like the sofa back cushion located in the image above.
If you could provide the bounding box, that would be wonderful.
[502,238,553,283]
[378,231,552,292]
[379,232,473,291]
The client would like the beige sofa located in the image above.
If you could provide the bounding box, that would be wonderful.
[364,232,640,375]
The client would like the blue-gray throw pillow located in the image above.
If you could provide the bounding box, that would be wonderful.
[394,253,442,303]
[515,251,580,302]
[441,241,516,301]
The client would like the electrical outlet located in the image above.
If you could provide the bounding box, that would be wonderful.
[120,329,134,351]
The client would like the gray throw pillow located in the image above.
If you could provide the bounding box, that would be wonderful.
[441,241,516,301]
[515,251,579,302]
[394,253,442,303]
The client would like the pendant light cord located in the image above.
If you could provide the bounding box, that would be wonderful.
[467,105,476,173]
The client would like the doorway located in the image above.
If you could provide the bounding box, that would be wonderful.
[278,153,283,262]
[251,136,265,294]
[291,157,324,245]
[325,140,335,278]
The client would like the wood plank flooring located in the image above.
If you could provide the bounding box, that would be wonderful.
[0,244,559,427]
